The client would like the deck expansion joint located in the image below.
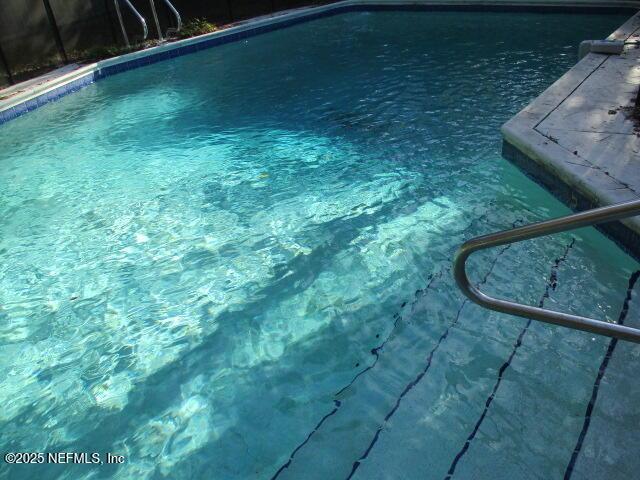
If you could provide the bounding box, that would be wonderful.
[532,55,611,130]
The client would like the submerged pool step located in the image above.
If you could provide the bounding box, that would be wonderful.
[271,232,570,479]
[347,238,575,480]
[444,242,632,479]
[264,208,534,480]
[271,270,460,480]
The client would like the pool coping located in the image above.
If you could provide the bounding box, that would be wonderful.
[502,10,640,260]
[1,0,639,126]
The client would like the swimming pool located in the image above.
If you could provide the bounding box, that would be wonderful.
[0,7,639,479]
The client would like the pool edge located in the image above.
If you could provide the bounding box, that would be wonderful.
[501,9,640,261]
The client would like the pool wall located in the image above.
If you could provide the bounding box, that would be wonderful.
[0,0,638,126]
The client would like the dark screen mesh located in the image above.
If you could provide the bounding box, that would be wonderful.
[0,0,63,85]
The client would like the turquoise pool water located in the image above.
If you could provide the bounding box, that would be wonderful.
[0,9,638,480]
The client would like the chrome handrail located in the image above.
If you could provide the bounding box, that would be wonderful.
[148,0,182,40]
[114,0,148,48]
[162,0,182,36]
[149,0,163,41]
[453,199,640,343]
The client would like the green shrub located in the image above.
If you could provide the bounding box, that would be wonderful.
[71,45,132,62]
[69,39,163,63]
[177,18,218,39]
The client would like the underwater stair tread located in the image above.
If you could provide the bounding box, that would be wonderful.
[271,272,459,480]
[272,235,571,480]
[448,249,636,479]
[349,239,577,480]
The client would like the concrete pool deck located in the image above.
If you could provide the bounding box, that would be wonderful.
[502,10,640,259]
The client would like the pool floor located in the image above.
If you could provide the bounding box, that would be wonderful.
[0,9,638,479]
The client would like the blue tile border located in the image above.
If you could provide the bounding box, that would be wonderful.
[0,2,637,127]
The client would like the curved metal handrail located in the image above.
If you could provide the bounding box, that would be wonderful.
[453,199,640,343]
[162,0,182,36]
[114,0,148,47]
[148,0,182,41]
[149,0,163,41]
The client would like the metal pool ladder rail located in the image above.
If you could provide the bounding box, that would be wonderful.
[148,0,182,41]
[454,199,640,343]
[114,0,148,47]
[162,0,182,37]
